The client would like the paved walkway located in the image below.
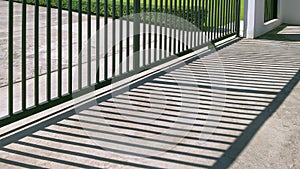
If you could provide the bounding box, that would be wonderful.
[229,25,300,169]
[0,25,299,168]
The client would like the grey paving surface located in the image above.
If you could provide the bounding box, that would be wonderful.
[229,81,300,169]
[0,24,299,168]
[229,25,300,169]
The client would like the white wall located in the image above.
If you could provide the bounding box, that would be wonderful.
[282,0,300,25]
[244,0,283,38]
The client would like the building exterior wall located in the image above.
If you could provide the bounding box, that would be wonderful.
[282,0,300,25]
[244,0,283,38]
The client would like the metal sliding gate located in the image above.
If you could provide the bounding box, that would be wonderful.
[1,0,240,127]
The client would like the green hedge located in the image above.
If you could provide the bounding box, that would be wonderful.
[13,0,207,30]
[141,9,207,30]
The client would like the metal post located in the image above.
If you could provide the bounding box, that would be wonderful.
[236,0,241,37]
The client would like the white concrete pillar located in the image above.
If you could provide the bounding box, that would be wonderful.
[243,0,256,38]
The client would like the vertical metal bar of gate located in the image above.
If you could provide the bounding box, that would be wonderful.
[96,0,100,82]
[154,0,158,61]
[104,0,109,79]
[148,0,152,64]
[133,0,140,70]
[182,0,186,50]
[57,0,62,97]
[78,0,83,89]
[213,0,217,40]
[207,0,211,41]
[126,0,130,72]
[204,0,208,43]
[236,0,241,36]
[112,0,116,77]
[232,0,236,34]
[119,0,124,74]
[142,0,146,66]
[186,0,190,49]
[220,0,223,37]
[164,0,168,58]
[273,0,278,20]
[197,0,200,46]
[8,0,13,116]
[210,0,215,41]
[178,0,182,53]
[68,0,73,93]
[46,0,51,101]
[173,0,177,55]
[193,0,197,47]
[34,0,39,105]
[226,0,231,35]
[229,0,233,34]
[201,0,204,45]
[159,0,163,60]
[189,0,193,48]
[22,0,27,110]
[87,0,92,85]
